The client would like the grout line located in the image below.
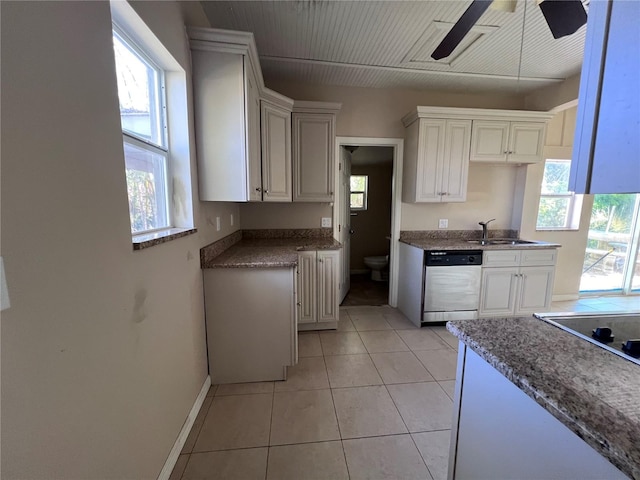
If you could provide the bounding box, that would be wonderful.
[265,383,276,480]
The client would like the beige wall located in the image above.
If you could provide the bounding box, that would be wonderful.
[350,162,394,271]
[266,80,526,139]
[240,203,332,229]
[518,106,592,299]
[402,164,520,232]
[524,73,580,112]
[1,1,239,478]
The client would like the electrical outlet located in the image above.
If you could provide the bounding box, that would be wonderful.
[438,219,448,229]
[321,217,332,228]
[216,216,221,231]
[230,213,234,226]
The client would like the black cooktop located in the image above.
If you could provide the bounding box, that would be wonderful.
[535,312,640,366]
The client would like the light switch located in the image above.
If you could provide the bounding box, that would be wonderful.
[230,213,234,226]
[321,217,332,228]
[1,257,10,311]
[438,219,448,229]
[216,216,221,231]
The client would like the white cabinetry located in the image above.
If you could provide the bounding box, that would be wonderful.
[402,118,471,203]
[189,28,294,203]
[261,90,293,202]
[479,249,556,317]
[470,121,546,164]
[298,250,339,330]
[570,0,640,194]
[203,267,297,383]
[292,101,341,202]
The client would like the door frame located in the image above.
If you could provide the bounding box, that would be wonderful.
[334,137,404,307]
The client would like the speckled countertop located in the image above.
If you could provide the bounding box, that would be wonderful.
[201,232,341,268]
[400,230,560,250]
[448,316,640,479]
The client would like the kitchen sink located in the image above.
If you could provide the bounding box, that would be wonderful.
[467,239,536,245]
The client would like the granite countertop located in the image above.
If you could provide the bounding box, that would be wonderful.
[447,316,640,479]
[201,236,342,268]
[400,237,561,250]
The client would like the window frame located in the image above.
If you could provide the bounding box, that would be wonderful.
[536,158,581,231]
[350,174,369,211]
[113,24,172,236]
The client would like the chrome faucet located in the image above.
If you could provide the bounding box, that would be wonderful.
[479,218,496,243]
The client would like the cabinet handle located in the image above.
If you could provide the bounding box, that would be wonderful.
[264,190,269,194]
[296,302,301,306]
[503,150,508,154]
[255,187,262,192]
[329,191,334,195]
[318,258,323,263]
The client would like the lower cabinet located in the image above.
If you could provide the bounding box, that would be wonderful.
[298,250,339,331]
[479,249,556,317]
[203,267,297,384]
[450,347,628,479]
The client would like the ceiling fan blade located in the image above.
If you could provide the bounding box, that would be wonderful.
[431,0,493,60]
[538,0,587,39]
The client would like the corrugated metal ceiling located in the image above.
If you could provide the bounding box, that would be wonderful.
[200,0,586,94]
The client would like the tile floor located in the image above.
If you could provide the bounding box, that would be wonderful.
[171,305,456,480]
[171,294,639,480]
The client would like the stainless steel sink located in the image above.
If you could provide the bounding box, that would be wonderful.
[467,238,535,245]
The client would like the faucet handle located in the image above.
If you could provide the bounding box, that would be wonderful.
[479,218,496,226]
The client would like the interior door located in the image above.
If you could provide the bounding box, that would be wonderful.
[339,147,352,303]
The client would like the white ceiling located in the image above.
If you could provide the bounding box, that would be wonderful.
[348,146,394,166]
[200,0,587,95]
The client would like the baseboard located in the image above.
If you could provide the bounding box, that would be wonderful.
[552,294,580,302]
[157,375,211,480]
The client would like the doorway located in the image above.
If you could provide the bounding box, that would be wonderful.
[580,194,640,294]
[333,137,404,307]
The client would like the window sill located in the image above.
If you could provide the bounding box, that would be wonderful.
[132,227,197,250]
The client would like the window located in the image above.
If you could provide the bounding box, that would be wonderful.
[350,175,368,211]
[536,159,582,230]
[113,28,170,235]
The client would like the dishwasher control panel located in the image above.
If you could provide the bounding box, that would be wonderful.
[425,250,483,266]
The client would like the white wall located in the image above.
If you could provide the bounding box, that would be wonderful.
[518,107,593,299]
[0,1,238,478]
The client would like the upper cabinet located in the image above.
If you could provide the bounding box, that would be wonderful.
[188,28,294,203]
[261,90,294,202]
[292,101,341,202]
[571,0,640,194]
[403,118,471,203]
[401,107,552,203]
[470,121,546,164]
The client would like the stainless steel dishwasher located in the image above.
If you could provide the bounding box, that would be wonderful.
[423,250,483,323]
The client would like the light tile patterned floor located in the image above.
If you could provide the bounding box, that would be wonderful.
[172,305,456,480]
[172,295,639,480]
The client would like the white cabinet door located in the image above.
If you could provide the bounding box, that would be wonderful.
[244,59,262,202]
[261,101,292,202]
[508,122,546,164]
[479,267,519,317]
[441,120,471,202]
[515,266,555,315]
[317,251,339,322]
[297,251,317,324]
[292,113,335,202]
[470,121,509,162]
[415,119,446,202]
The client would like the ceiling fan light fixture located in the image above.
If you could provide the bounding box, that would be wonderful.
[538,0,588,39]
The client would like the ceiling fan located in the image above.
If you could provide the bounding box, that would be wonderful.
[431,0,588,60]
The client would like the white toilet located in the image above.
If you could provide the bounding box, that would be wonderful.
[363,255,389,282]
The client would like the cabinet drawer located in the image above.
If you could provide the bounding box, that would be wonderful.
[483,250,521,267]
[520,249,557,267]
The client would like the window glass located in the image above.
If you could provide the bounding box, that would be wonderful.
[113,31,165,148]
[350,175,368,210]
[537,159,580,229]
[123,141,169,234]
